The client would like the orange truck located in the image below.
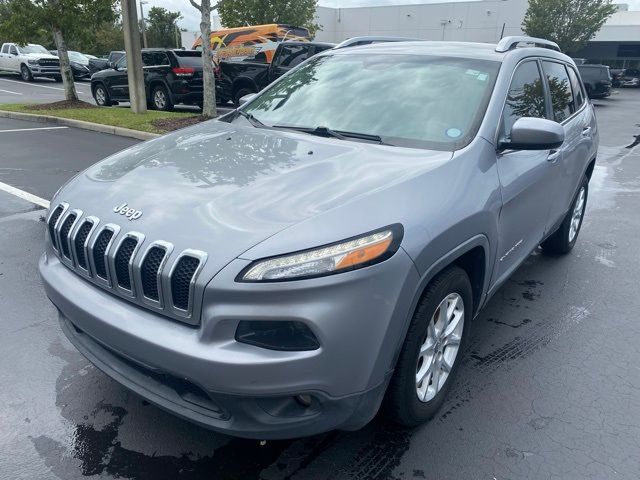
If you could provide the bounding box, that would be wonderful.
[192,23,311,64]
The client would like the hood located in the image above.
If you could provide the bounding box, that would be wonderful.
[55,120,452,277]
[23,53,58,60]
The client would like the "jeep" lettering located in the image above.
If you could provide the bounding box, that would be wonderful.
[113,203,143,221]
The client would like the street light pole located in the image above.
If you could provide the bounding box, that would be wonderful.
[139,0,148,49]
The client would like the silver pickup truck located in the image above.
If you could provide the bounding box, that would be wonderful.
[40,36,598,439]
[0,43,61,82]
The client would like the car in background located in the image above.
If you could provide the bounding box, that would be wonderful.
[216,40,335,105]
[192,23,311,64]
[610,68,625,87]
[0,42,60,81]
[577,64,612,98]
[621,68,640,88]
[91,48,203,111]
[50,50,93,80]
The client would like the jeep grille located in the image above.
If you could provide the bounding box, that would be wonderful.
[46,204,207,323]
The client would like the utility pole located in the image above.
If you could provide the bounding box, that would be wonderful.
[139,0,148,49]
[122,0,147,113]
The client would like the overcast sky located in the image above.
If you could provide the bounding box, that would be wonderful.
[144,0,640,31]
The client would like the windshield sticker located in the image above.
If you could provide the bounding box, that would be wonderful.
[465,69,480,76]
[446,128,463,139]
[477,73,488,82]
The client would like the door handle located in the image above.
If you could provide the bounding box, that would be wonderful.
[582,126,592,137]
[547,150,561,163]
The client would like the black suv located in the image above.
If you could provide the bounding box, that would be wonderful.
[91,49,203,111]
[577,65,612,99]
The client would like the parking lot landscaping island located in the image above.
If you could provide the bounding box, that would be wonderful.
[0,102,208,135]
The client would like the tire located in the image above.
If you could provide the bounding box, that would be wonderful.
[20,64,33,82]
[151,84,174,111]
[93,83,112,107]
[541,175,589,255]
[233,87,255,106]
[385,266,472,427]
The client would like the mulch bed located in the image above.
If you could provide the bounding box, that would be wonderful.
[151,115,212,132]
[24,100,97,111]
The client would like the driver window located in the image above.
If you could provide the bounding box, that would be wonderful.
[115,56,127,69]
[502,61,547,139]
[10,46,18,55]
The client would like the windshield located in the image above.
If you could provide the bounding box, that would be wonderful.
[68,51,89,64]
[240,53,500,150]
[20,44,49,55]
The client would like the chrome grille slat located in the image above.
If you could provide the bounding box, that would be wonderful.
[47,204,207,323]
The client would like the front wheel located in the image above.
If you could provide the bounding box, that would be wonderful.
[385,266,472,427]
[20,64,33,82]
[93,83,111,107]
[541,175,589,255]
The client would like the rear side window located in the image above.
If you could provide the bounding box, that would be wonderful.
[274,45,311,68]
[1,45,8,54]
[542,61,574,123]
[567,67,585,110]
[503,61,546,138]
[143,52,170,67]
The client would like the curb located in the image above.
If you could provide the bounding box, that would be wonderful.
[0,110,159,141]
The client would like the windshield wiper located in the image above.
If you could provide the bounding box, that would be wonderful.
[272,125,391,145]
[235,109,267,128]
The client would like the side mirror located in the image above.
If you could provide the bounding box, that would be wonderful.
[238,93,257,106]
[110,61,117,70]
[502,117,565,151]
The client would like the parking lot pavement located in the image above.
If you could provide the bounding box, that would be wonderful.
[0,74,95,104]
[1,90,640,480]
[0,117,137,199]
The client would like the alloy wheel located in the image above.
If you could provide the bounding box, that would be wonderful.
[95,87,106,105]
[415,293,464,402]
[154,90,166,110]
[569,186,586,243]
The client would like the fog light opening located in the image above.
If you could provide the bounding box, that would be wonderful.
[295,394,313,408]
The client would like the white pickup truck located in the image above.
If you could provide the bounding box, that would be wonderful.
[0,43,61,82]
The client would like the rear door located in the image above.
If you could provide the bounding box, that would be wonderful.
[493,60,556,284]
[542,62,593,231]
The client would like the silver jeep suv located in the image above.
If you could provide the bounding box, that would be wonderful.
[40,37,598,439]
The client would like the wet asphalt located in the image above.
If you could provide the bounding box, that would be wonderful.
[1,89,640,480]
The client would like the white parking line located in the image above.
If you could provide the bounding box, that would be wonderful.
[0,181,49,208]
[0,88,22,95]
[0,78,64,91]
[0,126,69,133]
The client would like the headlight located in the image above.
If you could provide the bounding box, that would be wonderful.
[240,225,402,282]
[28,59,38,65]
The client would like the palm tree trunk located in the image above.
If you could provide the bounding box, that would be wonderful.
[51,25,78,102]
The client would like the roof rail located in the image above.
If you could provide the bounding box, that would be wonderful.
[495,36,561,53]
[334,36,423,50]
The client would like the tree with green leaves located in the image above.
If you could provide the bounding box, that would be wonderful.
[145,7,182,48]
[522,0,617,54]
[0,0,118,101]
[217,0,319,35]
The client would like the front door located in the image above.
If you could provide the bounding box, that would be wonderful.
[493,60,556,285]
[109,55,129,100]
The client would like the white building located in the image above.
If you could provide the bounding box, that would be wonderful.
[315,1,640,68]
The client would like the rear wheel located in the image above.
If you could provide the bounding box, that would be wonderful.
[93,83,111,107]
[385,266,472,427]
[152,84,174,111]
[541,175,589,255]
[20,64,33,82]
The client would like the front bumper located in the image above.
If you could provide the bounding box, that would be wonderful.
[40,247,419,439]
[29,66,60,78]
